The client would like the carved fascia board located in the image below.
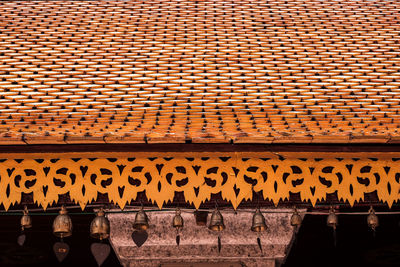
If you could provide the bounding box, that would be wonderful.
[0,152,399,210]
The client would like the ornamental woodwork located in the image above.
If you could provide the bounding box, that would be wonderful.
[0,152,400,210]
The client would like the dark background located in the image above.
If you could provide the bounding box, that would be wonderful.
[0,208,400,267]
[284,208,400,267]
[0,213,121,267]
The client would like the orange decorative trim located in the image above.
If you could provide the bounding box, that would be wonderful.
[0,152,399,210]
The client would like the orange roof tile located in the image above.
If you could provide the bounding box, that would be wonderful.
[0,0,400,144]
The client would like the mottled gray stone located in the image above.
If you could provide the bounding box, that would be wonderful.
[107,209,303,267]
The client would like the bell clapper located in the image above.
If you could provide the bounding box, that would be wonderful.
[176,228,180,246]
[217,234,222,253]
[257,233,263,254]
[332,227,336,247]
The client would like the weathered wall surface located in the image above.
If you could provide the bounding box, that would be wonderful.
[108,209,301,267]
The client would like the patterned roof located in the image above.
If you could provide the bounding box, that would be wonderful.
[0,0,400,144]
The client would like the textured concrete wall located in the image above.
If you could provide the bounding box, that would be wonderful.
[108,209,301,267]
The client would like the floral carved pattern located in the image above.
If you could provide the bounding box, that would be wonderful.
[0,152,400,210]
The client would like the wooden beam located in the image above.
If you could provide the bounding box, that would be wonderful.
[1,143,400,153]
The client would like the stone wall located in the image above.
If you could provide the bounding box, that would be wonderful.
[108,209,302,267]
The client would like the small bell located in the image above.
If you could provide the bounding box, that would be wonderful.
[290,208,302,228]
[21,206,32,231]
[209,207,225,253]
[327,207,338,246]
[367,207,379,231]
[251,208,267,232]
[53,206,72,238]
[18,206,31,246]
[90,208,110,240]
[133,207,149,231]
[290,207,302,253]
[327,207,338,230]
[208,208,225,232]
[172,208,184,246]
[172,208,184,229]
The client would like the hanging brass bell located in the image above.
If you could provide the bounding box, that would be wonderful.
[172,209,184,229]
[327,207,338,230]
[20,206,32,231]
[208,208,225,232]
[367,207,379,231]
[53,206,72,238]
[133,207,149,231]
[251,208,267,232]
[290,208,302,227]
[90,208,110,240]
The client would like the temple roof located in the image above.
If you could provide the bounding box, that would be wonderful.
[0,0,399,144]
